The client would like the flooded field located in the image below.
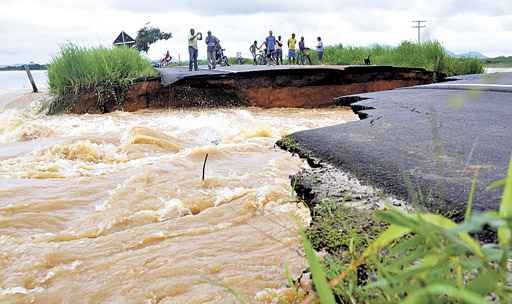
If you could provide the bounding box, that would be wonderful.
[0,91,357,303]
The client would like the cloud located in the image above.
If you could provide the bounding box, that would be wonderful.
[501,16,512,31]
[438,0,512,17]
[1,0,512,64]
[108,0,512,17]
[108,0,409,16]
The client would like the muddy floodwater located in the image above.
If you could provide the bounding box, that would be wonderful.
[0,91,357,303]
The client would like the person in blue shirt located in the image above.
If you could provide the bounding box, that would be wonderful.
[265,30,276,63]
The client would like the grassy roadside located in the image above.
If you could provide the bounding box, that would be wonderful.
[45,44,157,114]
[320,41,484,76]
[222,41,484,77]
[181,41,485,77]
[277,136,512,303]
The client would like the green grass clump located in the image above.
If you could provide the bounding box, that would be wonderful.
[276,136,300,154]
[46,44,157,114]
[306,200,386,260]
[321,41,484,76]
[301,158,512,303]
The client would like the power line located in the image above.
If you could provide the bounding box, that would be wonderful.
[412,20,427,44]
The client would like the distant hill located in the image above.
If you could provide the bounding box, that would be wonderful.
[458,51,488,59]
[447,51,488,59]
[0,63,47,71]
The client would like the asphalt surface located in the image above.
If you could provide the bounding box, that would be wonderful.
[290,72,512,217]
[158,64,353,85]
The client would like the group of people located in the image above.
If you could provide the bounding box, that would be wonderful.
[250,31,324,65]
[185,28,325,71]
[188,28,225,71]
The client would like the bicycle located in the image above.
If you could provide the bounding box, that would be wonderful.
[298,48,312,65]
[216,48,230,67]
[255,50,267,65]
[256,49,277,65]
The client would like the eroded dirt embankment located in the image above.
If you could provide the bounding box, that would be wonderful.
[68,66,437,114]
[276,137,407,213]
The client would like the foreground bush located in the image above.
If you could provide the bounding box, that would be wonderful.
[300,159,512,303]
[322,41,485,76]
[47,44,156,114]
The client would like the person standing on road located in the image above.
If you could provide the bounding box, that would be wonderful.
[298,36,312,65]
[205,31,219,70]
[275,35,283,65]
[250,41,259,65]
[287,33,297,65]
[265,30,276,64]
[316,37,324,64]
[188,28,201,71]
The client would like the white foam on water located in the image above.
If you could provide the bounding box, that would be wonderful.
[0,286,45,295]
[213,187,250,207]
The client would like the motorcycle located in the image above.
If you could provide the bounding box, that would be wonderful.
[159,51,172,68]
[216,47,230,67]
[159,57,172,68]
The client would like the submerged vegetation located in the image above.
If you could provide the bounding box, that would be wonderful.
[321,41,485,76]
[299,159,512,303]
[46,44,156,114]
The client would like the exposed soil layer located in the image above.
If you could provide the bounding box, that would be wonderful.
[276,138,407,213]
[68,66,437,114]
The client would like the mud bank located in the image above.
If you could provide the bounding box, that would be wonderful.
[67,66,437,114]
[277,137,406,213]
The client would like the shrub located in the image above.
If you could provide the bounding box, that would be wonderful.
[46,44,157,114]
[134,24,172,53]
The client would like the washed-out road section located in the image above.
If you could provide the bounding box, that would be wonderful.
[68,65,436,114]
[289,72,512,217]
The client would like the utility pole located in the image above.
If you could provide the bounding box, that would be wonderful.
[412,20,427,44]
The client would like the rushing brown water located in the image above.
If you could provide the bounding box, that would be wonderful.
[0,91,357,303]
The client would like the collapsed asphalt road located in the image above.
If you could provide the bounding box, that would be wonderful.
[289,72,512,218]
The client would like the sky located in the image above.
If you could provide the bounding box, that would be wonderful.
[1,0,511,64]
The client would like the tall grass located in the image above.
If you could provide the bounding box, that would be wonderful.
[321,41,484,76]
[46,44,156,113]
[301,158,512,303]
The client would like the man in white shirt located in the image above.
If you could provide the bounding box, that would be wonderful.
[316,37,324,64]
[188,28,201,71]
